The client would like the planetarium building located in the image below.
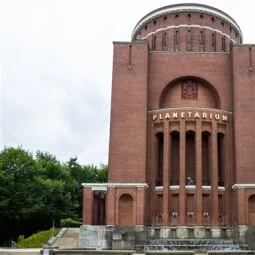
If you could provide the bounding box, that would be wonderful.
[81,3,255,248]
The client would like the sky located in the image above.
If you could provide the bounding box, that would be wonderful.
[0,0,255,165]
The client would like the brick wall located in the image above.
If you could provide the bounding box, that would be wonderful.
[108,42,148,183]
[232,45,255,183]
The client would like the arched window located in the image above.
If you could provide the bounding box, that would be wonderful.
[118,194,134,226]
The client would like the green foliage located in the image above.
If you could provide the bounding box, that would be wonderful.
[16,229,59,248]
[0,146,108,245]
[60,218,82,227]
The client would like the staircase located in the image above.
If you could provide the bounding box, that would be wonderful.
[52,228,79,249]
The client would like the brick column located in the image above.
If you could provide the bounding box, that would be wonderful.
[179,120,186,225]
[150,124,157,225]
[224,124,230,225]
[106,187,115,225]
[137,187,146,225]
[237,187,246,225]
[163,121,170,225]
[224,122,232,225]
[211,121,218,225]
[196,120,203,225]
[83,187,93,225]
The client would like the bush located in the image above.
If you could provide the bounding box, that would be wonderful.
[16,229,59,248]
[60,218,82,227]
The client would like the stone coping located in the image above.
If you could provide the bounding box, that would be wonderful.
[145,252,194,254]
[0,249,42,253]
[232,184,255,189]
[155,185,225,191]
[148,107,232,114]
[82,183,148,190]
[207,251,255,254]
[52,249,134,254]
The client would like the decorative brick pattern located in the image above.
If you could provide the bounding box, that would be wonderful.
[182,80,198,99]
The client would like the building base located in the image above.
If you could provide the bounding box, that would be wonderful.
[79,225,255,250]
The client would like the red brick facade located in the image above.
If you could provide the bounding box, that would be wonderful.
[82,3,255,228]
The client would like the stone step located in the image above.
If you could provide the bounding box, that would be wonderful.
[53,237,79,249]
[61,228,80,238]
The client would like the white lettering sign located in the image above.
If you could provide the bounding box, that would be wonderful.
[152,111,229,122]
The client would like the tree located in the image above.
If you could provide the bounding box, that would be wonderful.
[0,147,39,244]
[0,146,108,245]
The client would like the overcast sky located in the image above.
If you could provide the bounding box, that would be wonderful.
[0,0,254,165]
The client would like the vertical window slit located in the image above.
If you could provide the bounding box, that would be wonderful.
[212,33,215,48]
[187,30,191,43]
[128,45,132,69]
[222,37,226,51]
[200,31,204,44]
[153,35,156,50]
[163,33,167,47]
[175,30,179,44]
[249,47,253,69]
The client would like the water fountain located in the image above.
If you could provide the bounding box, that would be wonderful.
[144,238,242,252]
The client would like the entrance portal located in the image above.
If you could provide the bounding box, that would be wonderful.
[248,194,255,225]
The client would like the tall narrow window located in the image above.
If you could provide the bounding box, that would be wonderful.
[249,47,253,69]
[222,37,226,51]
[153,35,156,50]
[200,31,204,44]
[128,45,132,67]
[217,133,225,186]
[202,132,210,185]
[187,30,191,43]
[163,32,167,47]
[156,132,164,186]
[212,33,215,47]
[171,131,180,185]
[185,131,195,184]
[175,30,179,44]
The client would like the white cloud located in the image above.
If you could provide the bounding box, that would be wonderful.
[0,0,254,164]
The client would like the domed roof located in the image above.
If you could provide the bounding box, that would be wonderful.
[132,3,242,41]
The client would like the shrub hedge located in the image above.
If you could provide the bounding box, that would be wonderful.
[60,218,82,227]
[16,229,59,248]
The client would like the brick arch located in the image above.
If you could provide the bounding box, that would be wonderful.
[159,76,221,109]
[248,194,255,226]
[118,193,135,226]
